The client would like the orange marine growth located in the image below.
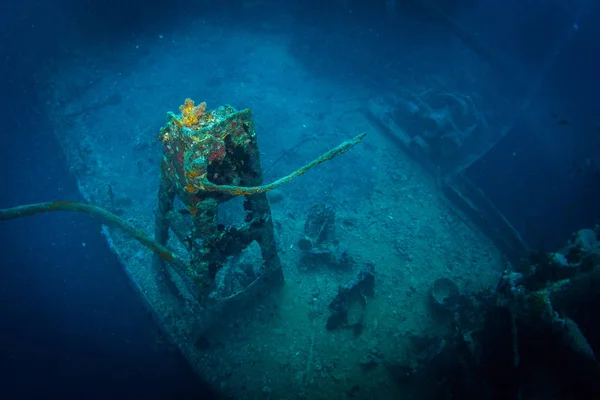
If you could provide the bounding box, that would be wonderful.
[179,98,207,128]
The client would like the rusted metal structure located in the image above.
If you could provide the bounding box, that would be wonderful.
[153,99,366,302]
[154,99,283,301]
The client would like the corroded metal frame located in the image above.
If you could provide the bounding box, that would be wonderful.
[155,100,283,301]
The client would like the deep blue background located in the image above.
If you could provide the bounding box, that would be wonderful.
[0,121,214,398]
[466,2,600,250]
[0,1,216,398]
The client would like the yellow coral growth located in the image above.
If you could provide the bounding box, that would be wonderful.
[179,98,207,128]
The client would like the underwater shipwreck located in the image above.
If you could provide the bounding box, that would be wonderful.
[3,1,600,399]
[3,94,599,398]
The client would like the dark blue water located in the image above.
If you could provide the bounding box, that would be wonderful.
[0,122,215,399]
[0,1,217,398]
[466,2,600,251]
